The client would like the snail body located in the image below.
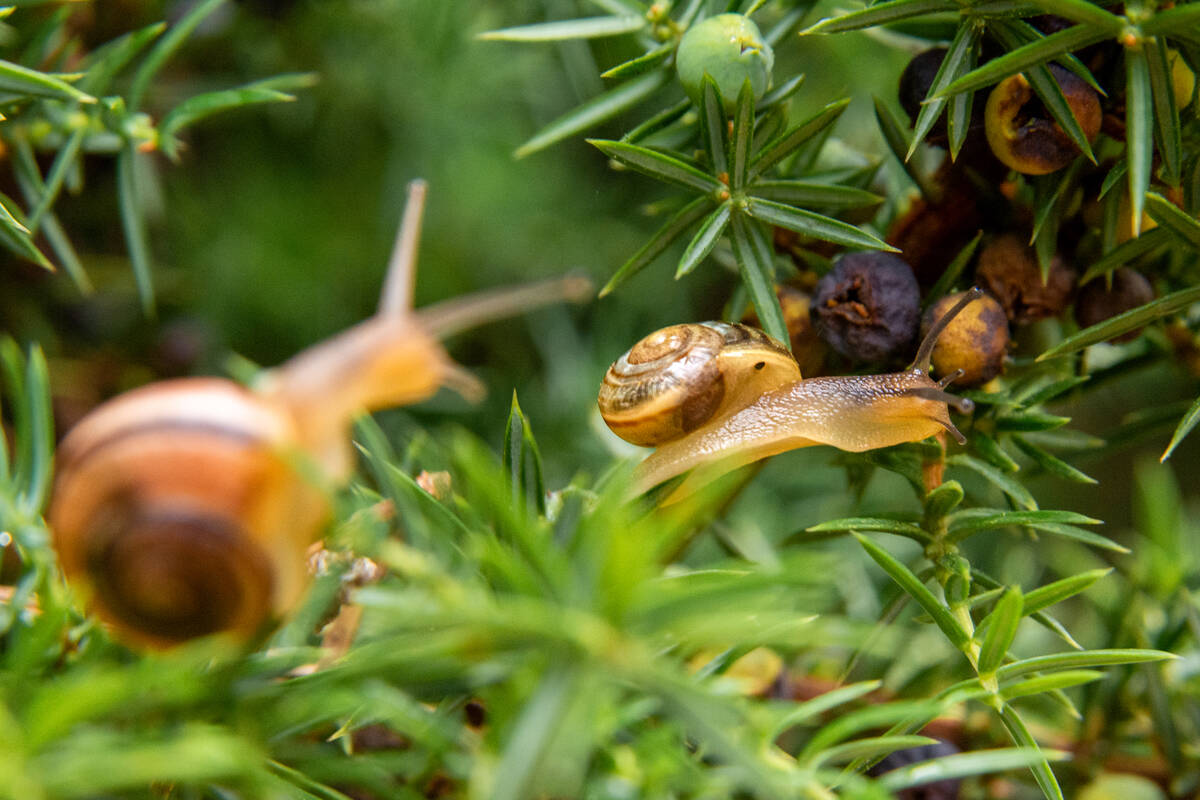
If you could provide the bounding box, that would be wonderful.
[50,181,590,648]
[599,290,981,501]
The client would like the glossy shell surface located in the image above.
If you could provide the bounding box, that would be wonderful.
[598,322,798,447]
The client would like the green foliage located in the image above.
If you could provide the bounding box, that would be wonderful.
[0,0,308,310]
[2,0,1200,798]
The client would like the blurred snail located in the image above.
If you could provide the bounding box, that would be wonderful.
[598,289,981,501]
[50,180,591,648]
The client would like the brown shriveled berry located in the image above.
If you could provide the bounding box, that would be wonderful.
[1075,268,1155,341]
[984,65,1101,175]
[811,252,921,362]
[922,291,1010,386]
[976,234,1076,323]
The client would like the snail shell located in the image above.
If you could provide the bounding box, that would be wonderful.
[598,322,800,447]
[50,379,327,649]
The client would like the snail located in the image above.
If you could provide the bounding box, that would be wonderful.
[49,180,591,649]
[598,289,981,502]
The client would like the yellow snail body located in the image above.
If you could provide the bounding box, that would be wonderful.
[599,290,981,502]
[49,181,591,649]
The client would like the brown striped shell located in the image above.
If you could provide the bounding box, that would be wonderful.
[598,322,801,447]
[50,378,327,649]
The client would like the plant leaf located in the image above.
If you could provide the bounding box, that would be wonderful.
[1078,227,1170,284]
[978,586,1023,676]
[950,453,1038,509]
[1144,191,1200,249]
[971,570,1083,649]
[1161,391,1200,462]
[1014,375,1089,406]
[503,392,547,516]
[518,70,668,158]
[814,735,936,768]
[491,667,578,800]
[676,201,731,278]
[749,98,850,179]
[935,23,1112,98]
[947,508,1102,537]
[924,232,982,308]
[873,95,940,201]
[601,42,673,80]
[908,22,977,158]
[1011,436,1097,483]
[997,706,1064,800]
[747,180,881,209]
[877,746,1070,793]
[1022,569,1111,616]
[998,648,1175,682]
[116,145,156,315]
[590,139,725,193]
[1145,39,1182,183]
[757,73,805,108]
[769,680,882,740]
[623,97,691,144]
[801,0,958,35]
[1125,48,1153,236]
[799,700,943,761]
[729,80,755,189]
[855,535,970,649]
[1099,159,1127,199]
[699,76,729,178]
[0,59,94,103]
[78,22,166,95]
[1038,285,1200,360]
[0,195,52,272]
[587,0,643,14]
[25,127,85,233]
[994,412,1071,432]
[129,0,227,110]
[743,196,896,251]
[601,196,712,295]
[479,15,645,41]
[159,85,295,159]
[1030,161,1081,250]
[728,211,789,346]
[1141,3,1200,36]
[999,670,1103,700]
[1022,0,1123,27]
[804,517,931,543]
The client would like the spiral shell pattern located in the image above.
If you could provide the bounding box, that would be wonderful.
[50,378,324,648]
[598,322,791,447]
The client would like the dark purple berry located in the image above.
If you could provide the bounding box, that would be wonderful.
[811,252,921,362]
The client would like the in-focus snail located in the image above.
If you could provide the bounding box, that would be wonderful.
[598,289,981,502]
[50,180,591,648]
